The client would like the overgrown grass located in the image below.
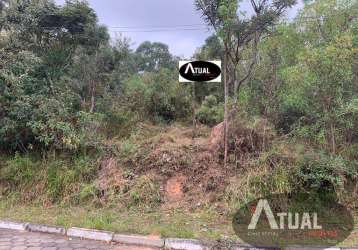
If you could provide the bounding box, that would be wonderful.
[0,201,357,246]
[0,154,99,204]
[0,200,232,240]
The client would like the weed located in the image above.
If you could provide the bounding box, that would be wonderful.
[78,183,100,203]
[293,152,358,194]
[127,175,162,208]
[225,164,292,211]
[120,140,138,158]
[82,212,115,230]
[1,154,37,187]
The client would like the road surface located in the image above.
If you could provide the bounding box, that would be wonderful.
[0,229,158,250]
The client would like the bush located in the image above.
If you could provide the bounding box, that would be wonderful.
[0,50,85,152]
[104,107,140,137]
[121,69,191,123]
[77,111,106,152]
[275,104,306,134]
[196,95,224,126]
[0,154,38,188]
[293,152,358,194]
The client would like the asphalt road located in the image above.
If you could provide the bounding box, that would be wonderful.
[0,229,158,250]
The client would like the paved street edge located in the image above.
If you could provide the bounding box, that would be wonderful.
[0,220,357,250]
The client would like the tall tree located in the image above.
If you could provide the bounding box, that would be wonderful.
[0,0,108,151]
[195,0,296,164]
[135,41,175,72]
[281,0,358,153]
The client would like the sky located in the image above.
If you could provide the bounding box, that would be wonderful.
[55,0,304,58]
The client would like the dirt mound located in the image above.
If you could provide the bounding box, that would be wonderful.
[124,125,229,208]
[209,122,224,153]
[110,122,273,209]
[209,118,275,159]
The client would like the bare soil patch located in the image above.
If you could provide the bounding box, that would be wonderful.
[164,174,186,207]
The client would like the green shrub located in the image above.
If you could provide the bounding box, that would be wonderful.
[77,112,106,152]
[0,154,38,187]
[196,95,224,126]
[77,183,101,204]
[104,108,140,137]
[293,152,358,194]
[121,69,191,123]
[275,104,306,134]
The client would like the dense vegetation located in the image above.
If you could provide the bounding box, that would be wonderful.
[0,0,357,239]
[0,0,190,153]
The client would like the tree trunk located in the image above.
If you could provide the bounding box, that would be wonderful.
[224,52,229,167]
[90,51,98,113]
[330,122,336,154]
[233,69,239,115]
[192,82,197,139]
[90,82,95,113]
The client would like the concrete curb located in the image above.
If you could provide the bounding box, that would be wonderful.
[27,223,66,235]
[0,220,357,250]
[67,227,114,242]
[165,238,210,250]
[113,234,164,248]
[286,248,342,250]
[0,220,29,231]
[235,248,279,250]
